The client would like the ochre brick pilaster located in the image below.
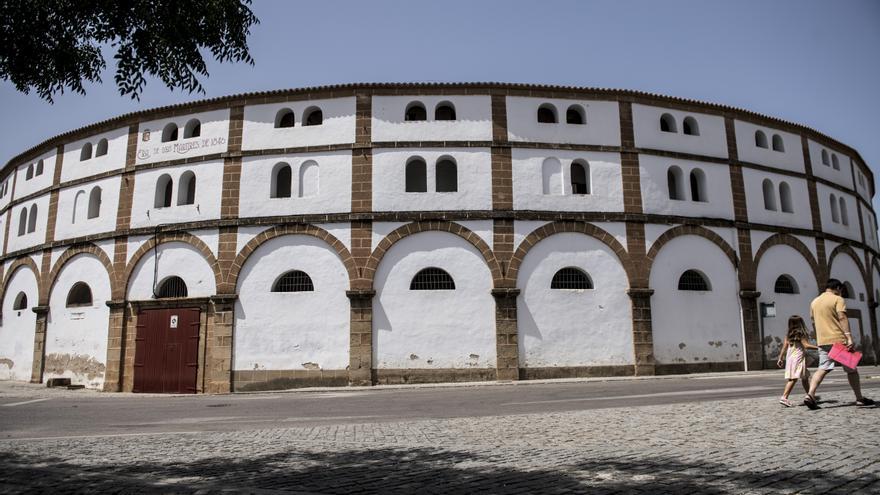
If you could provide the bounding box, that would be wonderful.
[102,301,127,392]
[347,289,374,386]
[352,94,373,214]
[30,305,49,383]
[491,95,512,210]
[494,219,514,279]
[740,290,763,371]
[216,226,238,294]
[802,136,824,233]
[205,295,236,393]
[492,288,519,380]
[3,166,18,255]
[220,106,244,220]
[44,190,59,244]
[815,238,829,286]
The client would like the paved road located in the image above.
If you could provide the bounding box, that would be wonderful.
[1,371,879,493]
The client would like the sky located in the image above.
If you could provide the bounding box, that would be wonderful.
[1,0,878,206]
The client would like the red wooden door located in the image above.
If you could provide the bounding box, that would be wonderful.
[133,308,200,393]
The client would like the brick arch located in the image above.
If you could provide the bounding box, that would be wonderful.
[752,233,823,290]
[123,232,221,299]
[43,244,116,303]
[226,224,359,293]
[827,243,868,291]
[646,225,739,275]
[363,221,503,289]
[506,221,631,286]
[869,257,880,299]
[0,257,41,312]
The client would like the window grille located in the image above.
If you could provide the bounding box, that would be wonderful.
[157,276,188,298]
[66,282,93,307]
[551,268,593,290]
[678,270,710,291]
[774,275,798,294]
[13,292,27,310]
[410,268,455,290]
[273,270,315,292]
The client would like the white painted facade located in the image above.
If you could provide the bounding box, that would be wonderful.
[129,160,223,228]
[631,104,728,158]
[506,97,621,146]
[242,97,356,150]
[136,109,230,165]
[60,127,128,183]
[639,155,734,220]
[0,265,38,381]
[511,149,624,211]
[127,242,217,300]
[372,95,492,142]
[14,150,57,200]
[733,120,804,173]
[54,176,122,241]
[741,169,811,229]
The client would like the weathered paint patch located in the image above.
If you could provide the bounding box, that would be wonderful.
[44,353,106,381]
[301,362,320,370]
[0,358,13,369]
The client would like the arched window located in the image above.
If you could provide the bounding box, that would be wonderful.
[154,174,173,208]
[66,282,93,307]
[821,149,830,166]
[667,166,685,200]
[177,171,196,205]
[405,102,427,121]
[161,123,178,142]
[17,208,26,236]
[80,142,93,161]
[831,154,840,170]
[551,267,593,290]
[660,113,677,133]
[275,108,295,128]
[405,157,427,192]
[542,157,563,195]
[755,131,768,148]
[410,267,455,290]
[95,138,108,157]
[157,276,188,298]
[842,281,855,300]
[839,197,848,226]
[25,164,34,180]
[537,104,558,124]
[830,194,839,223]
[771,134,785,152]
[271,162,292,198]
[27,204,37,233]
[774,275,799,294]
[779,182,793,213]
[35,159,43,176]
[435,158,457,192]
[183,119,201,138]
[12,292,28,311]
[435,102,456,121]
[272,270,314,292]
[678,270,711,291]
[566,105,586,125]
[303,107,323,126]
[298,160,319,198]
[72,190,85,224]
[87,187,102,219]
[682,116,700,136]
[570,160,590,195]
[762,179,777,211]
[689,168,707,202]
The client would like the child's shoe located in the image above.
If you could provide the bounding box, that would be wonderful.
[779,397,792,407]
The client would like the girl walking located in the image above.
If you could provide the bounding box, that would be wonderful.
[777,315,818,407]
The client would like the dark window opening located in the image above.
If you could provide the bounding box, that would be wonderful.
[12,292,28,311]
[410,268,455,290]
[276,109,295,128]
[435,103,456,121]
[566,105,585,125]
[678,270,710,291]
[551,268,593,290]
[405,158,427,192]
[774,275,799,294]
[273,270,315,292]
[571,161,589,195]
[66,282,93,307]
[537,104,557,123]
[304,107,323,126]
[435,159,457,192]
[405,102,427,121]
[157,276,188,298]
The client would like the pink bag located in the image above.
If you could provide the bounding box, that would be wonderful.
[828,342,862,369]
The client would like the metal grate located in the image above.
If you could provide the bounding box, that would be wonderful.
[774,275,798,294]
[66,282,93,307]
[410,268,455,290]
[551,268,593,290]
[677,270,710,291]
[158,276,188,298]
[273,270,314,292]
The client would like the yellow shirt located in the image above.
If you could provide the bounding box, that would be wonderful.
[810,291,848,346]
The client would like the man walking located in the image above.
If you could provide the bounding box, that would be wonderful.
[804,278,875,409]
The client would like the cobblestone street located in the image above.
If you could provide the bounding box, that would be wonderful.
[1,387,878,494]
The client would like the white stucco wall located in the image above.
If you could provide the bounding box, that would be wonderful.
[136,109,230,165]
[373,231,496,369]
[807,140,853,189]
[816,184,859,241]
[127,242,217,300]
[506,97,621,146]
[238,151,351,217]
[742,170,811,229]
[44,254,111,389]
[511,149,624,211]
[234,235,350,371]
[639,155,734,220]
[853,164,871,202]
[0,266,38,381]
[650,235,743,364]
[54,176,122,241]
[130,160,223,228]
[733,121,804,173]
[861,205,879,251]
[60,127,128,183]
[242,97,356,150]
[830,253,869,349]
[632,104,728,158]
[14,150,57,200]
[0,176,13,210]
[372,95,492,142]
[5,194,51,253]
[516,232,633,367]
[372,148,492,211]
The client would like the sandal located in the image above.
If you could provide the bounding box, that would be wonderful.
[804,394,820,410]
[856,397,876,407]
[779,398,792,407]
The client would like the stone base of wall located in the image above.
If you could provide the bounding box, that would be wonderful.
[232,369,349,392]
[373,368,497,385]
[655,361,745,375]
[519,365,635,380]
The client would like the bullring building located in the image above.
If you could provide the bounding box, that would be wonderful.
[0,83,876,393]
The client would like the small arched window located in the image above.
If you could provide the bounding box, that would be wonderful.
[435,102,456,121]
[570,160,589,195]
[183,119,201,138]
[27,204,37,233]
[551,268,593,290]
[779,182,793,213]
[774,275,799,294]
[298,160,319,198]
[830,194,839,223]
[17,208,27,236]
[178,171,196,205]
[821,149,830,166]
[80,142,93,161]
[682,116,700,136]
[25,164,34,180]
[762,179,777,211]
[35,159,44,176]
[161,123,178,142]
[435,158,457,192]
[660,113,677,133]
[839,197,848,226]
[95,138,108,157]
[157,276,188,298]
[542,157,563,195]
[303,107,323,126]
[405,157,427,192]
[154,174,173,208]
[537,104,558,124]
[667,166,685,200]
[66,282,93,307]
[72,190,85,224]
[566,105,586,125]
[410,267,455,290]
[271,162,292,198]
[678,270,711,291]
[771,134,785,152]
[12,292,28,311]
[831,154,840,170]
[689,168,707,202]
[87,187,102,219]
[755,131,768,148]
[405,102,427,121]
[272,270,314,292]
[842,281,855,300]
[275,108,295,128]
